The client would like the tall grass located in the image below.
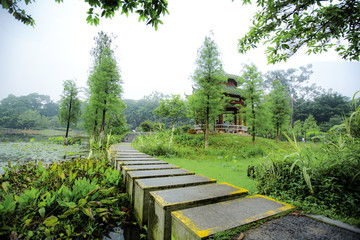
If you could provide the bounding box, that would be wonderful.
[256,124,360,225]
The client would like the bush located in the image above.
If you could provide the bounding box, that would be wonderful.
[187,129,197,134]
[0,156,130,239]
[132,130,175,157]
[255,132,360,225]
[174,125,192,134]
[139,120,154,132]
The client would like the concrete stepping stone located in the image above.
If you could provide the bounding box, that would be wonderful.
[171,195,295,240]
[116,153,151,158]
[148,183,249,240]
[121,164,179,179]
[116,160,168,171]
[133,175,216,226]
[126,169,195,203]
[115,157,156,162]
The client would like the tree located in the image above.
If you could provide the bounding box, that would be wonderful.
[84,31,126,138]
[239,0,360,63]
[17,110,41,129]
[188,34,226,148]
[293,120,303,142]
[123,92,168,130]
[264,65,314,127]
[293,91,351,131]
[1,0,168,29]
[303,114,320,141]
[153,94,187,144]
[59,79,81,145]
[268,80,291,141]
[241,63,263,145]
[0,93,58,129]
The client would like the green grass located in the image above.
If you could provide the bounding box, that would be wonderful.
[158,156,259,194]
[134,133,297,194]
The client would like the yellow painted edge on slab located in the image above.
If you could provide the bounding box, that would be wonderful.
[172,211,213,239]
[218,182,249,195]
[172,194,295,239]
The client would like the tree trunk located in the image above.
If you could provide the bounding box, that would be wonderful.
[252,101,255,146]
[205,96,210,149]
[99,99,107,139]
[64,96,72,145]
[169,121,175,148]
[93,108,98,137]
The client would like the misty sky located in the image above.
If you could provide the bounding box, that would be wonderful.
[0,0,359,102]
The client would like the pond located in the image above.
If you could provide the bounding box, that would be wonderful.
[0,129,88,174]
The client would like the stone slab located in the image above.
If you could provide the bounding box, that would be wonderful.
[148,183,249,240]
[133,175,216,226]
[116,154,151,158]
[115,157,156,161]
[116,160,167,171]
[121,164,179,179]
[126,169,195,204]
[171,195,295,240]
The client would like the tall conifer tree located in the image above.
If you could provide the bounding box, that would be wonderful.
[84,31,125,138]
[188,34,226,148]
[59,79,81,145]
[241,63,263,145]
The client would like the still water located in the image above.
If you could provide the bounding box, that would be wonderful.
[0,131,87,173]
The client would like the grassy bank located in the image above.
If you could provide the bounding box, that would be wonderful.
[133,131,360,226]
[134,133,295,194]
[157,156,259,193]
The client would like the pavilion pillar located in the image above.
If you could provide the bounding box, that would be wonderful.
[219,114,224,124]
[218,114,224,133]
[238,107,242,125]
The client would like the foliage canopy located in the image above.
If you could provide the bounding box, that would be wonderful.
[239,0,360,63]
[1,0,169,29]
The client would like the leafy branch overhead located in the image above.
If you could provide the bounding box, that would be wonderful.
[1,0,169,29]
[238,0,360,63]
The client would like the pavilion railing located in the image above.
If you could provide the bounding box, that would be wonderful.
[194,124,248,134]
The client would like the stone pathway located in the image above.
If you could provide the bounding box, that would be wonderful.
[111,143,360,240]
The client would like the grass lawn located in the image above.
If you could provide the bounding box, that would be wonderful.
[158,156,260,194]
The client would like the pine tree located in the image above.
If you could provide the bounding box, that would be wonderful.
[59,79,81,145]
[269,80,291,142]
[188,34,226,148]
[241,63,263,145]
[84,31,126,138]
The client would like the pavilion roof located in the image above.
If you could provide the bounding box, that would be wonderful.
[222,84,243,96]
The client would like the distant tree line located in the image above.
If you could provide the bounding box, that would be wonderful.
[0,93,60,129]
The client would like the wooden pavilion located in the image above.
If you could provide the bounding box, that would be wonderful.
[194,74,248,134]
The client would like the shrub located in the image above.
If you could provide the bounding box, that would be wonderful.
[0,156,130,239]
[139,120,154,132]
[187,129,197,134]
[255,132,360,224]
[132,130,175,157]
[175,125,192,134]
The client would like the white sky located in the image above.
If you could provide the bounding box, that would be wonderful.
[0,0,359,102]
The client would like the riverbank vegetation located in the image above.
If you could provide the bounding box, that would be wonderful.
[0,138,132,239]
[132,105,360,226]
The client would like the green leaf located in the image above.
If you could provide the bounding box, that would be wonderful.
[81,207,94,220]
[43,216,59,227]
[1,181,9,192]
[86,187,101,196]
[39,207,46,218]
[60,207,80,217]
[78,198,87,207]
